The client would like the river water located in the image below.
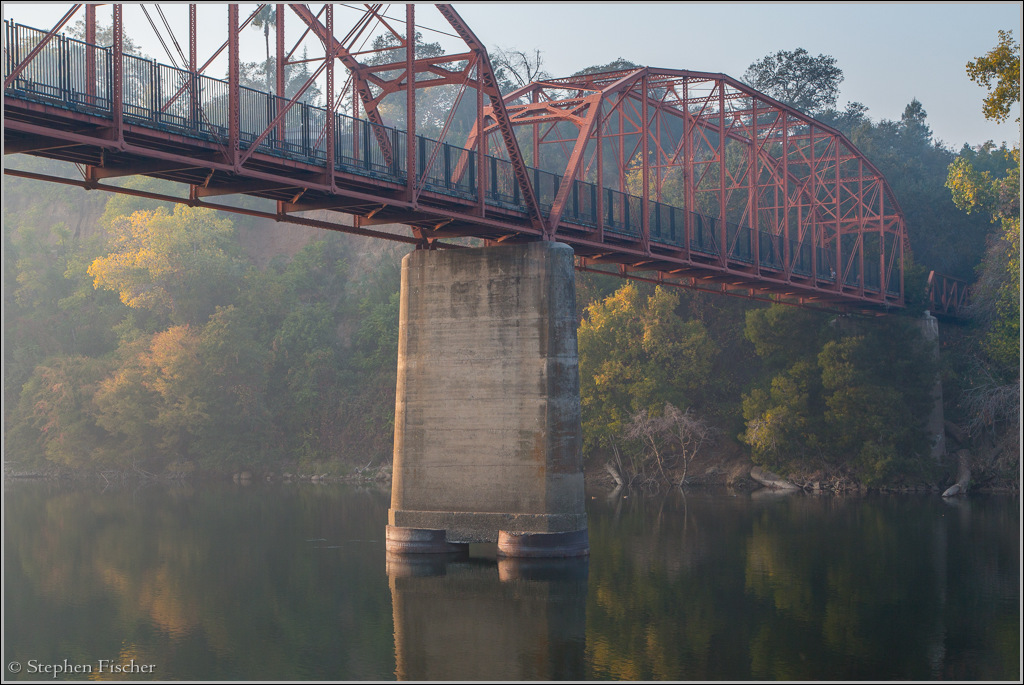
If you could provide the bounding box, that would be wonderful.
[3,480,1019,681]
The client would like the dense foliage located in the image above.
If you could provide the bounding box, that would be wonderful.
[740,307,938,486]
[941,30,1020,471]
[4,166,406,476]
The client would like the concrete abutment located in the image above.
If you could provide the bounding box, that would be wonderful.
[387,241,587,557]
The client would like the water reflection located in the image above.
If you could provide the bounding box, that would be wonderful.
[584,489,1020,681]
[4,481,1018,681]
[4,481,398,681]
[388,552,588,681]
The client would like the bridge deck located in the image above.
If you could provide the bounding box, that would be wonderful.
[3,16,913,313]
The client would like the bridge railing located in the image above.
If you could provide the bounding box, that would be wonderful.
[5,19,896,296]
[6,22,112,113]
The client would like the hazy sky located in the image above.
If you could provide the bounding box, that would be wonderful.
[455,2,1022,149]
[3,2,1021,149]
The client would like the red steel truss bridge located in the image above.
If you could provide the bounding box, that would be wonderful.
[3,4,970,316]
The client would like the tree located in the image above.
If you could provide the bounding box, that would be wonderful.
[87,206,243,326]
[242,7,323,105]
[239,49,322,105]
[578,283,717,455]
[7,356,113,468]
[965,29,1020,125]
[69,20,144,55]
[359,31,461,138]
[900,98,933,144]
[826,99,992,281]
[742,48,843,115]
[251,5,277,92]
[740,306,936,486]
[571,58,641,78]
[946,31,1020,370]
[491,46,549,95]
[944,31,1020,468]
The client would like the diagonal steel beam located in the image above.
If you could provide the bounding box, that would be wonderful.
[543,94,602,238]
[436,4,545,233]
[289,3,397,168]
[4,5,81,88]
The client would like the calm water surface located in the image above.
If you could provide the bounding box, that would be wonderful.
[3,481,1019,680]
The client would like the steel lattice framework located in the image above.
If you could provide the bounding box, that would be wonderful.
[3,3,953,314]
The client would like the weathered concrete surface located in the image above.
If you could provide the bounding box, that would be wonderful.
[385,526,470,554]
[389,241,586,544]
[918,311,946,460]
[497,529,589,558]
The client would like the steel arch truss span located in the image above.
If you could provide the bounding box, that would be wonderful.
[4,4,906,312]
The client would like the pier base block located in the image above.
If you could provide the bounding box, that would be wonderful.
[385,526,470,554]
[497,529,590,558]
[387,242,587,556]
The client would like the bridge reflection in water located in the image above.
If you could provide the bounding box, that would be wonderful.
[387,552,588,681]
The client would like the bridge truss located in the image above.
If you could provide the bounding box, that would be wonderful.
[4,3,922,313]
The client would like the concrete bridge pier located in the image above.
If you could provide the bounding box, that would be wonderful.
[387,241,588,558]
[919,311,946,460]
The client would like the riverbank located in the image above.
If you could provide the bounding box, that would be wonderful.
[578,440,1021,496]
[6,445,1018,494]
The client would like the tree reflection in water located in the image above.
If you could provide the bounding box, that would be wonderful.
[4,482,1018,680]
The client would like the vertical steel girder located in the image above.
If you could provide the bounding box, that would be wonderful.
[111,4,123,137]
[85,5,96,101]
[228,5,240,168]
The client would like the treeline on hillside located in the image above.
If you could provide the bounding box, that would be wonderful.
[5,161,407,477]
[575,279,941,488]
[4,34,1018,489]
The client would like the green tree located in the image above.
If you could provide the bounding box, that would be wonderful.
[88,206,243,326]
[944,30,1020,469]
[965,29,1020,125]
[251,5,277,92]
[7,356,113,468]
[571,58,641,78]
[946,30,1019,370]
[817,328,935,485]
[947,146,1020,367]
[821,99,993,280]
[742,48,843,115]
[3,168,125,462]
[239,47,322,104]
[360,31,463,139]
[740,306,828,471]
[578,283,717,455]
[741,306,936,485]
[68,20,145,55]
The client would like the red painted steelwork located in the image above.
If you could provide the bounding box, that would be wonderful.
[927,272,970,319]
[3,3,938,314]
